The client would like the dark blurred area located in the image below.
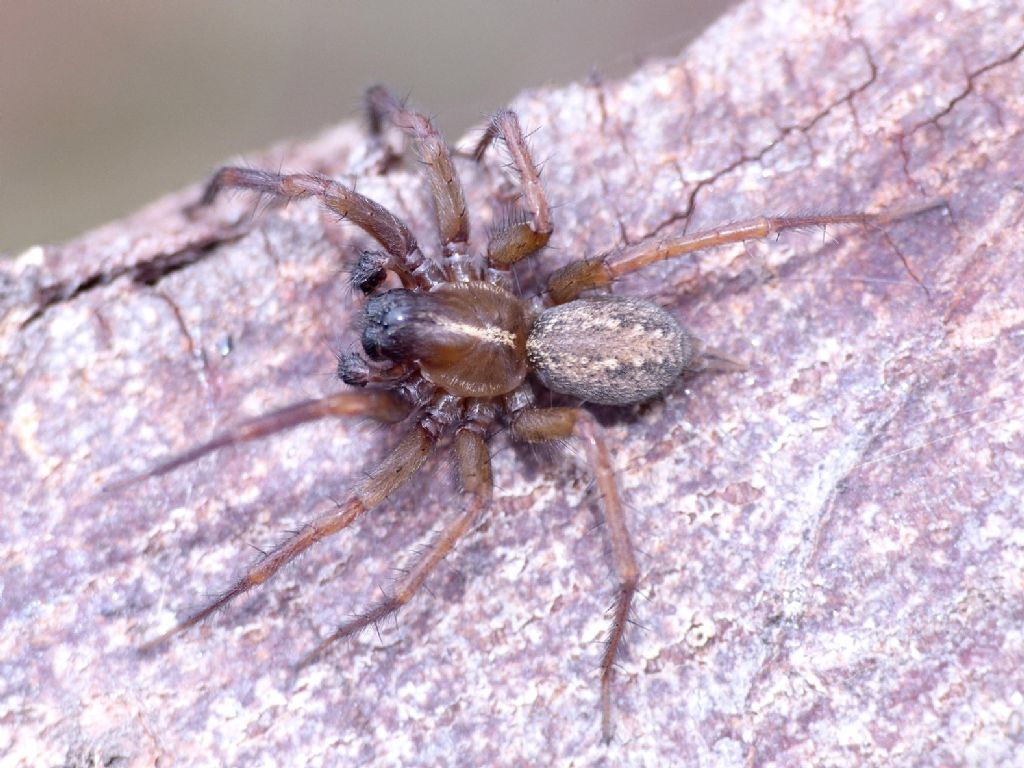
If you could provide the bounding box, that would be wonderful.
[1,1,730,253]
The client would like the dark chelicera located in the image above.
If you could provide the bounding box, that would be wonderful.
[115,85,927,742]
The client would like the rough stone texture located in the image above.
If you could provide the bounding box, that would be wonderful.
[2,1,1022,766]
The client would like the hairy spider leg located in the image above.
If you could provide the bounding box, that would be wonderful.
[106,391,409,493]
[547,199,948,305]
[510,406,637,744]
[192,166,445,289]
[298,403,496,668]
[140,409,445,653]
[473,110,553,269]
[365,86,471,278]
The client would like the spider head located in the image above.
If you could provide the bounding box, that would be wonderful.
[360,282,530,397]
[361,289,416,361]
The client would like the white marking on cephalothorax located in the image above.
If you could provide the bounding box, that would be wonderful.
[439,318,517,348]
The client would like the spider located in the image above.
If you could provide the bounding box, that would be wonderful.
[117,86,937,742]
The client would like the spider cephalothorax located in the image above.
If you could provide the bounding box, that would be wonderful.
[120,86,932,742]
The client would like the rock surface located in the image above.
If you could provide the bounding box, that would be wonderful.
[2,1,1022,765]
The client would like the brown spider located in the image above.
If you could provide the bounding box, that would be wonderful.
[117,86,937,742]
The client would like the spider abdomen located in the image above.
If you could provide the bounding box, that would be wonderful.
[526,297,696,405]
[362,281,530,397]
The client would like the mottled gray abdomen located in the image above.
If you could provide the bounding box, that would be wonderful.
[526,297,696,405]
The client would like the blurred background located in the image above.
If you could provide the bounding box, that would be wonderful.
[1,1,732,253]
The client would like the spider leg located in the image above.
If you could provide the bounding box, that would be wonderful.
[297,405,495,668]
[473,110,553,269]
[511,406,637,744]
[191,166,444,289]
[140,416,439,652]
[363,86,405,172]
[106,390,409,493]
[546,199,948,304]
[365,86,474,280]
